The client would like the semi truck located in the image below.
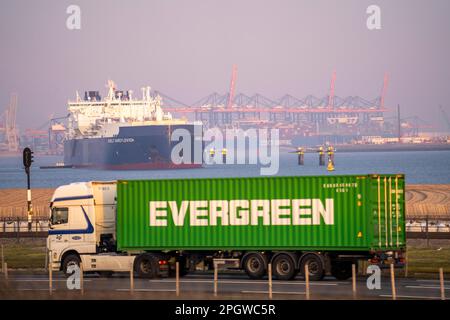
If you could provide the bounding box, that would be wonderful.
[47,174,406,281]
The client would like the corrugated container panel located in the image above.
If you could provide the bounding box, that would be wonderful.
[370,175,406,249]
[116,174,406,251]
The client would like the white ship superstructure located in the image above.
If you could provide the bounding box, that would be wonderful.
[63,80,203,170]
[67,80,178,139]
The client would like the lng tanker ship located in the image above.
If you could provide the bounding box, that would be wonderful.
[64,80,203,169]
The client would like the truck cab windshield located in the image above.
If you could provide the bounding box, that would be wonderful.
[50,207,68,225]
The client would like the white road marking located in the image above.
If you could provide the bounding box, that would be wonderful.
[116,288,176,292]
[10,279,91,282]
[241,290,305,295]
[417,279,450,283]
[406,285,450,290]
[148,279,338,286]
[380,294,448,300]
[18,289,55,291]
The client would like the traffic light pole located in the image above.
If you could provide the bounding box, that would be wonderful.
[23,147,34,231]
[26,166,32,231]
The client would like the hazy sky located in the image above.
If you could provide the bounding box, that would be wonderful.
[1,0,450,131]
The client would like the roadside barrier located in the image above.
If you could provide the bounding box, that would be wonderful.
[176,261,180,297]
[214,262,218,297]
[268,263,273,299]
[352,264,356,298]
[130,262,134,294]
[211,259,240,297]
[305,263,310,300]
[48,250,52,295]
[80,263,84,295]
[3,250,448,300]
[390,264,397,300]
[404,251,408,278]
[44,248,48,271]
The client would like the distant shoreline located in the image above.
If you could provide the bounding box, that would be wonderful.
[282,143,450,153]
[2,143,450,158]
[333,143,450,153]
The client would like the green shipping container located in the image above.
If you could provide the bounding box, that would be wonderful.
[116,174,406,252]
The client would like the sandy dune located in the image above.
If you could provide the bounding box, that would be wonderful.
[406,185,450,217]
[0,188,54,217]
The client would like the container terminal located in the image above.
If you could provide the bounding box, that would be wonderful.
[1,69,449,158]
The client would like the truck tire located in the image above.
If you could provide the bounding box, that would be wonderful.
[134,253,159,278]
[331,261,353,280]
[62,254,81,278]
[300,254,325,281]
[272,254,296,280]
[243,253,266,279]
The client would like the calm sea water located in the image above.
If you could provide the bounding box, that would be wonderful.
[0,150,449,189]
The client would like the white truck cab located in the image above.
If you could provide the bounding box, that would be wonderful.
[48,181,135,275]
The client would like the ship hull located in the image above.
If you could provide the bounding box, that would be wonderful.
[64,124,203,170]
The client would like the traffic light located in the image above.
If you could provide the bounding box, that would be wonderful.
[23,147,34,168]
[23,147,34,231]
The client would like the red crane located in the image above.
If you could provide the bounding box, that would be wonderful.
[227,64,237,110]
[328,70,336,111]
[380,73,389,110]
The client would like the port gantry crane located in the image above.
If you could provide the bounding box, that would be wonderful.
[0,93,19,153]
[439,105,450,131]
[157,68,389,130]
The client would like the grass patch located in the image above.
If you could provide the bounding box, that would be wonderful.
[406,246,450,275]
[1,239,46,269]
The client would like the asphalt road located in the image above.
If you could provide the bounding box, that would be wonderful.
[0,271,449,300]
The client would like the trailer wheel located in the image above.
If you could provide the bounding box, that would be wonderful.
[273,254,296,280]
[62,254,81,278]
[300,254,324,281]
[243,253,266,279]
[134,253,159,278]
[331,261,353,280]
